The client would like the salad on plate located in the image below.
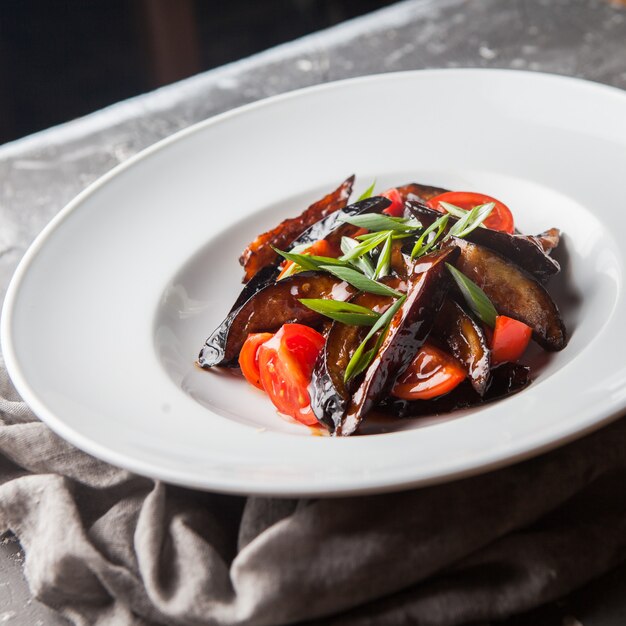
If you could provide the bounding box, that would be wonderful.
[198,176,566,436]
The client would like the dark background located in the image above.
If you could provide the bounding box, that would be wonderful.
[0,0,396,145]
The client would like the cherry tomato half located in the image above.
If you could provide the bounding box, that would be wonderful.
[491,315,532,365]
[427,191,515,234]
[258,324,325,425]
[239,332,274,390]
[381,188,405,217]
[277,239,340,280]
[391,342,466,401]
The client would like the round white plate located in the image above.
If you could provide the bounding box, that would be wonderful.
[3,69,626,496]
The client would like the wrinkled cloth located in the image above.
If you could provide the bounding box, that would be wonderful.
[1,353,626,626]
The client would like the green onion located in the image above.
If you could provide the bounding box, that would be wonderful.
[339,213,421,233]
[356,180,376,201]
[320,265,403,298]
[355,231,413,241]
[272,247,348,272]
[373,232,393,279]
[339,231,389,262]
[411,214,450,259]
[344,295,406,382]
[340,237,375,278]
[298,299,380,326]
[446,263,498,327]
[447,203,495,240]
[437,201,468,219]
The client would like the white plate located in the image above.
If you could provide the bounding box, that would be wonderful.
[3,69,626,496]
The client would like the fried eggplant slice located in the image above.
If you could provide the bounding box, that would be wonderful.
[239,176,354,282]
[408,201,560,281]
[339,247,459,436]
[396,182,448,204]
[198,272,355,368]
[378,362,530,417]
[201,198,390,367]
[230,196,391,310]
[454,238,566,351]
[288,196,391,251]
[432,299,491,395]
[309,285,401,432]
[536,228,560,254]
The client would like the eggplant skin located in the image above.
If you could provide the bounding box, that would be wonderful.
[310,323,365,432]
[407,202,560,281]
[229,196,392,312]
[339,247,459,436]
[239,176,354,282]
[289,196,391,251]
[378,363,530,418]
[309,290,396,432]
[396,182,448,203]
[536,228,560,254]
[198,272,355,368]
[432,299,491,396]
[454,239,567,351]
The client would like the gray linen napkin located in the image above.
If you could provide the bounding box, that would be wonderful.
[0,353,625,626]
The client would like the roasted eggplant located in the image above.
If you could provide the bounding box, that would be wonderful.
[396,182,447,204]
[199,272,355,368]
[230,196,391,310]
[431,299,491,395]
[199,174,569,434]
[310,286,401,432]
[239,176,354,282]
[408,201,561,281]
[289,196,390,251]
[202,196,392,367]
[340,247,459,435]
[378,362,530,417]
[536,228,560,254]
[453,238,566,351]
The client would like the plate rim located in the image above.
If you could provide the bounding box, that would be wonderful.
[3,67,626,497]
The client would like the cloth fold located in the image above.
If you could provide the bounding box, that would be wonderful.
[0,355,625,626]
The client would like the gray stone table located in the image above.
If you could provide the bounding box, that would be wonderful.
[1,0,626,623]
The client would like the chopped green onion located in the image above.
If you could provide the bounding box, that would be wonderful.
[447,203,495,240]
[272,247,347,273]
[356,180,376,201]
[373,232,393,279]
[298,299,380,326]
[446,263,498,327]
[437,201,468,219]
[411,214,450,259]
[341,236,375,278]
[339,213,421,233]
[344,295,406,382]
[339,231,389,262]
[320,265,403,298]
[355,231,413,241]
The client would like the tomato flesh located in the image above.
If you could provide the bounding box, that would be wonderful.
[491,315,532,365]
[427,191,515,234]
[391,342,466,401]
[277,239,339,280]
[239,332,274,390]
[258,324,325,425]
[381,188,405,217]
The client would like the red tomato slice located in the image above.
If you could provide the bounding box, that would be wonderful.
[391,342,466,401]
[258,324,325,425]
[381,188,405,217]
[491,315,532,365]
[239,332,274,390]
[277,239,340,280]
[427,191,515,234]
